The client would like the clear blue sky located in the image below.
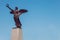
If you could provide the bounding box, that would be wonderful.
[0,0,60,40]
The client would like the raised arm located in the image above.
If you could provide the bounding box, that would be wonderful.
[6,4,13,11]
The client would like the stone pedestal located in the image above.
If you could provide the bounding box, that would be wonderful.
[11,27,22,40]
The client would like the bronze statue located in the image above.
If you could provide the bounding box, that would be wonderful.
[6,4,28,28]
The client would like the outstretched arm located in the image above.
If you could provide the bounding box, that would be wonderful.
[6,4,13,11]
[19,9,28,13]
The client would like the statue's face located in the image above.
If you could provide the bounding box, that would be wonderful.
[15,7,18,10]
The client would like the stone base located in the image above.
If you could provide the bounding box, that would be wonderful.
[11,27,22,40]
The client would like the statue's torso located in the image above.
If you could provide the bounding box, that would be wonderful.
[11,10,21,17]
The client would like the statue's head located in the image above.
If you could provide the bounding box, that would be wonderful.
[15,7,18,10]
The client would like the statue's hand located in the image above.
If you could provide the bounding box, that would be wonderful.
[6,4,9,7]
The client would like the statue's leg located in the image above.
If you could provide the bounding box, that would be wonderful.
[14,16,22,28]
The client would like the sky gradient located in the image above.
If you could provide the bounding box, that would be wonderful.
[0,0,60,40]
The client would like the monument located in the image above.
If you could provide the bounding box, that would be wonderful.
[6,4,28,40]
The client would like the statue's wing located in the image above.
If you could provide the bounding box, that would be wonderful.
[19,9,28,13]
